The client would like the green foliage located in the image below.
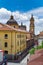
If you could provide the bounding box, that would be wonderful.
[29,41,43,55]
[41,41,43,48]
[37,45,42,49]
[35,41,43,50]
[29,48,35,55]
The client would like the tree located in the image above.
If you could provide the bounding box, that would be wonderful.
[42,41,43,48]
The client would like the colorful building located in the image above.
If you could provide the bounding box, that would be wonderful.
[0,23,28,55]
[0,15,35,60]
[38,31,43,45]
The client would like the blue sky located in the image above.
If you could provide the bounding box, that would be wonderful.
[0,0,43,12]
[0,0,43,34]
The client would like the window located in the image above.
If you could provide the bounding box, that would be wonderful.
[4,34,8,39]
[17,35,21,38]
[5,42,8,47]
[14,26,15,28]
[17,41,19,46]
[4,51,8,54]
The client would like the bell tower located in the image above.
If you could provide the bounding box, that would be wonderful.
[29,14,35,38]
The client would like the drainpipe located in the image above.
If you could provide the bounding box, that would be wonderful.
[11,31,12,54]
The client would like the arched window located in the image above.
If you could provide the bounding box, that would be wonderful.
[14,26,15,28]
[4,34,8,39]
[5,42,8,47]
[4,50,8,54]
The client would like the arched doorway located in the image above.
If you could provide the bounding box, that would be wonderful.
[4,50,8,54]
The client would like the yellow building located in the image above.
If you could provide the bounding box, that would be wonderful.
[0,15,35,60]
[0,23,27,55]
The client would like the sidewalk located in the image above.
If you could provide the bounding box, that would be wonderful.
[8,54,30,65]
[27,49,43,65]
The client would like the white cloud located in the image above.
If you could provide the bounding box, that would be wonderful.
[0,7,43,35]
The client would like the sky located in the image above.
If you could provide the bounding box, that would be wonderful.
[0,0,43,34]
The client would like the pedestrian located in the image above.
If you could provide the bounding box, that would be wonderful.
[3,55,7,65]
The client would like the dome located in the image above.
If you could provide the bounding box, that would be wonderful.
[6,15,18,25]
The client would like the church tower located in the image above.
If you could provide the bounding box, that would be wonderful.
[29,14,35,38]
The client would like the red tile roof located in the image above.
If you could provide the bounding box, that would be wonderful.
[0,23,14,31]
[0,23,30,33]
[39,31,43,36]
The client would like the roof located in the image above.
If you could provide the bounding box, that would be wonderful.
[6,15,18,25]
[0,23,13,31]
[19,24,26,27]
[19,25,26,30]
[19,22,26,30]
[0,23,30,33]
[27,49,43,65]
[26,38,33,41]
[39,31,43,36]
